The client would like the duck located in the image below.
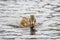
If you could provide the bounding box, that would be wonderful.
[20,15,40,28]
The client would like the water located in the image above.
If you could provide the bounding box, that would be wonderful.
[0,0,60,40]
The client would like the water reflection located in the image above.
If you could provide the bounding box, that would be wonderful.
[30,26,36,35]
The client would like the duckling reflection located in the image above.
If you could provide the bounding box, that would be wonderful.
[30,25,36,35]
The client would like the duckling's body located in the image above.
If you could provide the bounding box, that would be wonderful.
[20,15,40,28]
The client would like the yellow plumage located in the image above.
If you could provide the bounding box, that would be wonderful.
[20,15,40,28]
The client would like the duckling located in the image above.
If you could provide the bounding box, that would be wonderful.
[20,15,40,28]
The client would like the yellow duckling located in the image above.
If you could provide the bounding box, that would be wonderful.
[20,15,40,28]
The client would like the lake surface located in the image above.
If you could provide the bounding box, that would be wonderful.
[0,0,60,40]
